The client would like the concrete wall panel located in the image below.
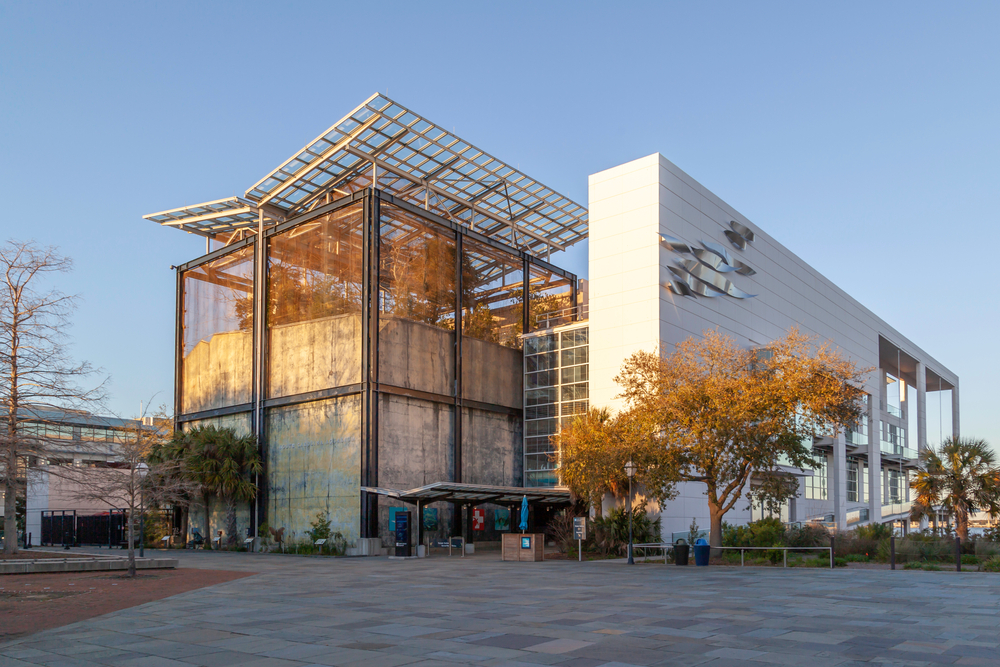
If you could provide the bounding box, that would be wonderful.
[265,396,362,543]
[462,337,523,409]
[379,318,454,397]
[268,314,362,397]
[181,331,252,414]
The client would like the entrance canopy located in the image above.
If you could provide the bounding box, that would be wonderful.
[361,482,572,507]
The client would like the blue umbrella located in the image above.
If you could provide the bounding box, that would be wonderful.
[519,495,529,533]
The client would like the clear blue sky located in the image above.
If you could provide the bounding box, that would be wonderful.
[1,2,996,447]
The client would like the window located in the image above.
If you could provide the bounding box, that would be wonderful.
[525,388,557,406]
[847,458,859,502]
[560,347,588,367]
[885,469,906,504]
[805,453,828,500]
[560,365,588,384]
[862,462,868,503]
[560,328,588,348]
[526,353,557,372]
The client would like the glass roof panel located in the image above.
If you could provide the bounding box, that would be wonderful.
[144,93,587,255]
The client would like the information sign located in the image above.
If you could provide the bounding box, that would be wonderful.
[521,536,532,549]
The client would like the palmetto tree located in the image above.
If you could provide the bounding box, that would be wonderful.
[185,426,262,548]
[910,437,1000,542]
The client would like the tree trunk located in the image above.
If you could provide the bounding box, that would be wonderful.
[957,512,969,543]
[709,500,725,550]
[126,507,136,578]
[225,496,237,548]
[3,474,16,555]
[203,493,212,550]
[180,507,189,549]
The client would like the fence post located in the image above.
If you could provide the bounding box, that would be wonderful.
[830,536,835,569]
[890,534,896,570]
[956,536,962,572]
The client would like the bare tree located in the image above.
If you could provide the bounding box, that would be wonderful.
[67,406,195,576]
[0,240,106,555]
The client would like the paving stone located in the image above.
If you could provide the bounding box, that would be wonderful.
[4,550,1000,666]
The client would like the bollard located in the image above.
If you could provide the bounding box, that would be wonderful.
[956,536,962,572]
[890,534,895,570]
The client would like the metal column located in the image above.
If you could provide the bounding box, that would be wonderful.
[360,189,382,539]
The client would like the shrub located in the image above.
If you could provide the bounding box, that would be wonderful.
[721,517,784,548]
[308,511,332,543]
[982,525,1000,542]
[975,541,1000,559]
[961,554,979,565]
[786,523,829,547]
[904,561,922,570]
[855,523,893,540]
[592,501,661,556]
[834,557,848,567]
[923,563,942,571]
[835,531,879,559]
[981,556,1000,572]
[843,553,869,563]
[546,511,578,554]
[897,536,953,563]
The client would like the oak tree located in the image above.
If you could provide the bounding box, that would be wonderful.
[616,329,867,548]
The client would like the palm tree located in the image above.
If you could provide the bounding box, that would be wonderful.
[186,426,262,548]
[910,437,1000,542]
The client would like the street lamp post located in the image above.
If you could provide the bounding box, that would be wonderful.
[136,462,149,558]
[625,460,637,565]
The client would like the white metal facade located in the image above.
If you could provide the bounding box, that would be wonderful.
[587,153,960,535]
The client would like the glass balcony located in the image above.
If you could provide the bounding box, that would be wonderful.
[846,508,870,525]
[881,500,912,517]
[880,440,918,460]
[884,404,902,418]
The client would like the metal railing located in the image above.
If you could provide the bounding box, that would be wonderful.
[632,543,833,568]
[535,303,588,330]
[881,402,903,418]
[880,440,918,460]
[881,500,912,517]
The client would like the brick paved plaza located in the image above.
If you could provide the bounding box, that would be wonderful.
[2,550,999,666]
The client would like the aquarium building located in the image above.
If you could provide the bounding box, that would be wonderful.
[146,94,584,546]
[148,96,959,544]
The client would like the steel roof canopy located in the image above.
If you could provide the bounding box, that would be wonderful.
[361,482,572,507]
[144,94,588,256]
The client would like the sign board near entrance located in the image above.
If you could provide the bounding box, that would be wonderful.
[473,508,485,531]
[573,517,587,540]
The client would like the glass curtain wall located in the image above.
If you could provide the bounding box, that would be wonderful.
[379,203,458,396]
[380,203,458,331]
[527,264,572,331]
[180,245,254,414]
[462,236,524,349]
[266,203,365,398]
[523,326,589,487]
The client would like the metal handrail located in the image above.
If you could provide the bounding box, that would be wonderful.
[632,543,833,568]
[720,546,834,569]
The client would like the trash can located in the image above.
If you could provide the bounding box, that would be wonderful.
[693,538,710,566]
[673,539,689,566]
